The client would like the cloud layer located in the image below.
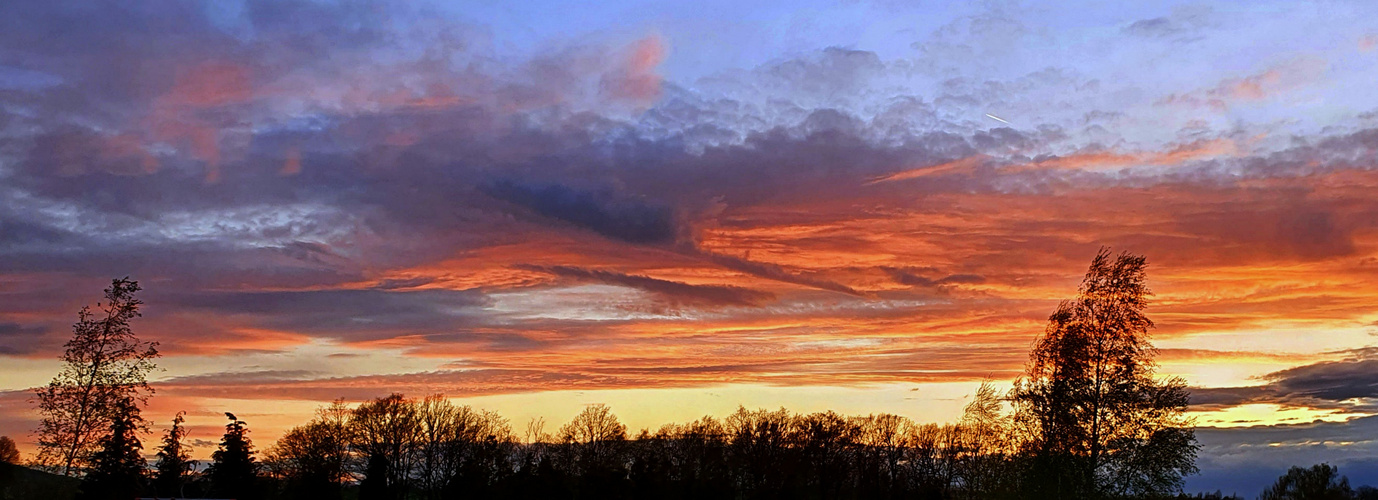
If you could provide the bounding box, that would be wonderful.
[2,0,1377,491]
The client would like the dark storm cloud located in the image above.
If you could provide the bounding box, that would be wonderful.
[371,277,440,290]
[518,264,775,307]
[1189,386,1276,409]
[1267,353,1378,403]
[0,237,365,290]
[157,288,490,340]
[1190,416,1378,493]
[1190,350,1378,411]
[0,322,49,355]
[883,267,987,288]
[0,218,78,250]
[696,251,866,297]
[483,180,677,244]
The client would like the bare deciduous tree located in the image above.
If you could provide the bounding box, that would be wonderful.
[351,393,420,500]
[267,407,353,500]
[558,404,627,445]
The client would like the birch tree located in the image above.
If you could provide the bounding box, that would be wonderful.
[33,278,159,476]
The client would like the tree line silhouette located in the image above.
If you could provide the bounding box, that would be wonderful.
[5,250,1374,499]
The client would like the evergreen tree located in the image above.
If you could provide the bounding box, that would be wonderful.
[153,411,193,497]
[33,278,159,476]
[207,412,259,500]
[76,399,146,500]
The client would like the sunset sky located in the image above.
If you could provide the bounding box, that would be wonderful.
[2,0,1378,492]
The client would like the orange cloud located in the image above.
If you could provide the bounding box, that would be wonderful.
[280,146,303,176]
[1158,59,1325,110]
[140,61,259,174]
[1360,35,1377,52]
[602,35,668,105]
[867,155,989,183]
[1028,138,1243,170]
[165,62,255,107]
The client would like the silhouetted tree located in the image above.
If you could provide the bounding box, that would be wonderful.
[1177,492,1243,500]
[955,382,1018,499]
[268,416,352,499]
[410,395,516,498]
[413,394,463,498]
[1259,464,1354,500]
[443,406,515,498]
[0,436,19,464]
[795,410,854,497]
[559,404,628,446]
[852,413,912,498]
[725,406,795,497]
[352,393,420,500]
[152,411,193,498]
[510,418,571,499]
[641,416,732,499]
[232,390,1252,500]
[1012,249,1197,498]
[207,412,259,500]
[76,399,146,500]
[558,404,630,497]
[33,278,159,475]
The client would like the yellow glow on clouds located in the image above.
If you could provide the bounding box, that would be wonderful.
[1189,403,1368,428]
[1158,325,1375,357]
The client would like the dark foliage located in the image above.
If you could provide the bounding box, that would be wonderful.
[152,411,193,498]
[264,401,352,500]
[207,412,259,499]
[1259,463,1355,500]
[1176,492,1244,500]
[33,278,158,476]
[0,462,80,500]
[1011,249,1198,498]
[75,399,145,500]
[0,436,19,465]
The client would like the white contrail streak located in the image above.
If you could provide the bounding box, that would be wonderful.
[985,113,1010,124]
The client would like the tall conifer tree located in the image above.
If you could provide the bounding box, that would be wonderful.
[208,412,259,500]
[76,399,146,500]
[153,411,192,497]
